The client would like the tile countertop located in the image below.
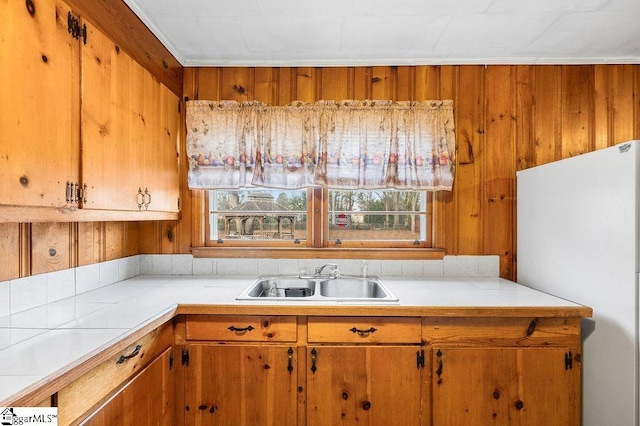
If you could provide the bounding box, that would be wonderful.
[0,275,592,405]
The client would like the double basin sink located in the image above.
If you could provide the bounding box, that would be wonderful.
[236,275,399,303]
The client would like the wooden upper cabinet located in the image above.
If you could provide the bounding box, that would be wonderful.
[81,20,180,213]
[0,0,80,208]
[145,83,180,213]
[0,0,180,220]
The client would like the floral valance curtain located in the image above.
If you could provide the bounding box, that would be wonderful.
[186,100,456,190]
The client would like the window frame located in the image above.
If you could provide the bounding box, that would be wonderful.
[204,188,434,249]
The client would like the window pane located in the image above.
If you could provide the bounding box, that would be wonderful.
[209,190,307,241]
[328,190,426,242]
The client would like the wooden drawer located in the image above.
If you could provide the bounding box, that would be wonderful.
[57,320,173,425]
[307,316,422,344]
[422,317,582,347]
[186,315,297,342]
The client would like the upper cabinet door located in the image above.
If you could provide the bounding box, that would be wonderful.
[0,0,80,207]
[143,83,180,213]
[81,20,144,211]
[81,20,180,213]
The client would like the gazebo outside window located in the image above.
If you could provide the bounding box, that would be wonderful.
[221,192,296,240]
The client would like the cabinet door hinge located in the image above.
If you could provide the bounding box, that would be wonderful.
[181,348,189,367]
[169,352,174,371]
[416,349,425,369]
[65,182,87,205]
[564,351,573,370]
[67,12,87,44]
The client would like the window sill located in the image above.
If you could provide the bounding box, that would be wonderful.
[191,246,446,260]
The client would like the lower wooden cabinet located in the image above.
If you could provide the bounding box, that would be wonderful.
[45,313,582,425]
[306,346,424,426]
[182,344,297,426]
[431,347,580,426]
[57,321,174,425]
[83,348,175,425]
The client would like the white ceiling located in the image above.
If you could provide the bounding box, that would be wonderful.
[123,0,640,67]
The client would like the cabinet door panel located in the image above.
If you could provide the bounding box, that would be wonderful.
[431,347,580,426]
[83,348,174,426]
[81,20,142,211]
[307,346,423,426]
[144,84,180,212]
[184,345,297,426]
[0,0,80,207]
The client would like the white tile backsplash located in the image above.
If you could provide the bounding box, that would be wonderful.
[423,260,445,276]
[192,258,214,275]
[258,259,282,275]
[99,260,119,287]
[46,269,75,303]
[150,255,172,275]
[401,261,423,276]
[10,275,47,314]
[118,256,139,281]
[478,255,500,277]
[217,258,239,275]
[171,255,193,275]
[139,255,153,275]
[2,254,500,315]
[0,281,10,318]
[383,260,403,276]
[75,264,100,295]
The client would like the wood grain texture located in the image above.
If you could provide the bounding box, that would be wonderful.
[0,0,80,208]
[0,223,20,281]
[307,316,421,344]
[431,347,580,425]
[182,64,640,279]
[30,222,71,275]
[57,321,173,424]
[184,344,298,426]
[64,0,182,95]
[185,315,298,342]
[306,345,423,426]
[83,349,174,426]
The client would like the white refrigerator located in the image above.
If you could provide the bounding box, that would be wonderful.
[517,140,639,426]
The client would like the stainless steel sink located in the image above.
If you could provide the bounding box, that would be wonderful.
[243,277,315,298]
[236,275,398,302]
[318,278,390,299]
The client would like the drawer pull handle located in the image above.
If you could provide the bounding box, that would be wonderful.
[350,327,377,336]
[116,344,142,364]
[228,325,255,333]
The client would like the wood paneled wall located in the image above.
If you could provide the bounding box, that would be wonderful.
[0,222,141,281]
[1,64,638,282]
[181,65,640,279]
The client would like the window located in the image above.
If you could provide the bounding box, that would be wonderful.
[206,188,434,248]
[208,189,308,245]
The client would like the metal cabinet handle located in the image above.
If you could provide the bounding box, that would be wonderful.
[228,325,255,333]
[136,188,144,211]
[287,347,294,374]
[436,349,443,377]
[116,344,142,364]
[143,187,151,210]
[349,327,377,336]
[311,348,317,374]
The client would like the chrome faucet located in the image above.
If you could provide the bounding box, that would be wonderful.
[314,263,341,279]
